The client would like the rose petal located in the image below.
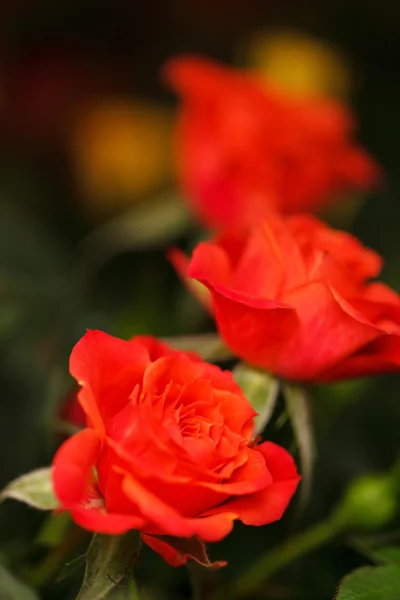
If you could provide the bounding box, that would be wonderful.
[52,428,101,507]
[142,534,226,569]
[53,429,146,534]
[70,330,150,431]
[269,283,381,379]
[168,248,212,311]
[206,442,300,526]
[70,507,145,534]
[319,333,400,381]
[122,474,235,541]
[200,285,298,374]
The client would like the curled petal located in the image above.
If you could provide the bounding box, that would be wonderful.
[142,534,227,568]
[52,429,101,507]
[122,474,235,541]
[70,507,145,535]
[70,330,150,431]
[206,442,300,526]
[168,248,212,311]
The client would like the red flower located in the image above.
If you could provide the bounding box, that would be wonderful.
[52,331,299,566]
[186,212,400,381]
[164,56,380,230]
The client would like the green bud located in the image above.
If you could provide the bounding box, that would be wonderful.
[335,473,398,530]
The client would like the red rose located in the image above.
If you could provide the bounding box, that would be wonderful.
[52,331,299,566]
[164,56,380,229]
[186,212,400,381]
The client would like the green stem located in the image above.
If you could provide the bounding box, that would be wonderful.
[188,563,203,600]
[216,512,344,599]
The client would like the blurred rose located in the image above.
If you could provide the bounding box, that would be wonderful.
[164,56,380,230]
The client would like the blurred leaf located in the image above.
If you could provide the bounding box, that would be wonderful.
[79,192,192,274]
[0,467,57,510]
[233,364,280,435]
[76,531,141,600]
[372,547,400,566]
[351,537,400,567]
[283,384,316,509]
[35,512,71,548]
[335,565,400,599]
[162,333,232,362]
[0,565,39,600]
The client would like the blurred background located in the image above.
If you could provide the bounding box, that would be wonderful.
[0,1,399,598]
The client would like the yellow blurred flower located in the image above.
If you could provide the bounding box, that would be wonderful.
[241,29,351,100]
[69,99,173,217]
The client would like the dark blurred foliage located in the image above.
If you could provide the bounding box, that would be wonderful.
[0,1,399,599]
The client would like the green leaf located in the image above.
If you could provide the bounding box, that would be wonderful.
[283,384,316,509]
[335,565,400,600]
[76,531,142,600]
[35,512,71,548]
[162,333,232,362]
[0,467,57,510]
[79,192,192,273]
[352,538,400,567]
[0,565,40,600]
[372,546,400,566]
[233,364,280,436]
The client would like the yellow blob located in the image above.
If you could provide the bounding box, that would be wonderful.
[242,29,351,100]
[69,98,174,217]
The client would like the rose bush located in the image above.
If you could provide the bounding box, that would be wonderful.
[52,331,299,566]
[183,212,400,381]
[164,55,380,229]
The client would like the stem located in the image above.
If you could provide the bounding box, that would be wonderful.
[24,525,90,588]
[215,512,344,599]
[188,563,203,600]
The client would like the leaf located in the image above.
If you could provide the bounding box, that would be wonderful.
[79,192,192,273]
[233,364,280,435]
[162,333,233,362]
[35,512,71,548]
[283,384,316,509]
[372,546,400,566]
[0,467,57,510]
[335,565,400,600]
[0,565,40,600]
[351,538,400,567]
[76,531,142,600]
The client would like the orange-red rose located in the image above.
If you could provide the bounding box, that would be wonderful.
[164,56,380,230]
[52,331,299,566]
[185,212,400,381]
